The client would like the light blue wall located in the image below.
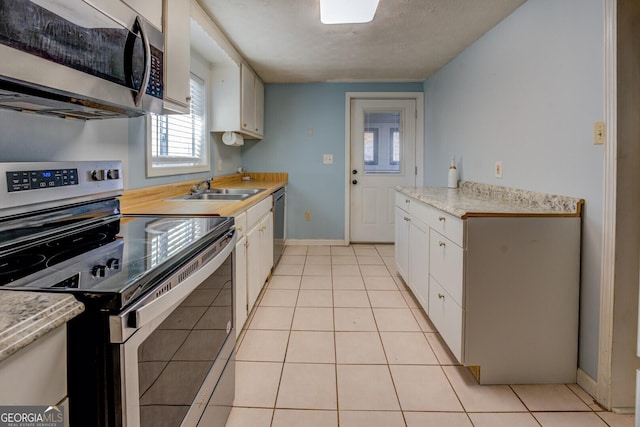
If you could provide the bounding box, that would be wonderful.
[423,0,604,378]
[240,82,423,240]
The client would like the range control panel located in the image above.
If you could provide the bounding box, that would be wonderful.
[0,161,124,217]
[6,168,79,192]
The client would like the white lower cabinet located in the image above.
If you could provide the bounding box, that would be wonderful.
[234,235,247,338]
[428,277,463,362]
[394,206,409,280]
[236,197,274,328]
[395,190,581,384]
[0,325,68,425]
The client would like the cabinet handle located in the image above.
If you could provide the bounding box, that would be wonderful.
[404,217,410,222]
[438,293,445,299]
[245,241,249,248]
[405,199,410,204]
[438,241,446,247]
[237,226,243,232]
[438,216,446,222]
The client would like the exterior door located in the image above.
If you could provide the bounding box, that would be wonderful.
[350,98,417,242]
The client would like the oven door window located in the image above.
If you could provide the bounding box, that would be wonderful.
[136,252,233,426]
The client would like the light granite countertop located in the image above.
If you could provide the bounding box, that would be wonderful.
[0,291,84,363]
[398,181,584,218]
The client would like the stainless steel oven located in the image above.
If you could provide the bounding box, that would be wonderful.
[110,221,234,427]
[0,161,235,427]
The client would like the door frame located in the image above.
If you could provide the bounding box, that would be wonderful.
[343,92,424,244]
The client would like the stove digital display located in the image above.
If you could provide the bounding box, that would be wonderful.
[6,168,78,192]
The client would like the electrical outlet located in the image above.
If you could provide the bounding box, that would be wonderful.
[304,211,312,221]
[495,161,503,178]
[323,154,333,164]
[594,121,605,145]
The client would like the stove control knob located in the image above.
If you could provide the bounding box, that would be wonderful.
[107,169,120,180]
[107,258,120,270]
[91,170,106,181]
[92,265,107,278]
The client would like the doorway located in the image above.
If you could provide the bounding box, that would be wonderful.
[345,93,424,243]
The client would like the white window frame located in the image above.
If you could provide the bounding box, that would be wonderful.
[146,73,210,177]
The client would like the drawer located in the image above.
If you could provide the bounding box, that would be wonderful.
[428,277,463,363]
[417,204,464,247]
[234,211,247,239]
[429,230,464,306]
[247,195,272,228]
[395,191,411,212]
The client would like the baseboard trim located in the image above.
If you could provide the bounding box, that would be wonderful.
[285,239,348,246]
[577,368,598,399]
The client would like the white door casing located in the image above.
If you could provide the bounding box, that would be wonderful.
[349,97,419,242]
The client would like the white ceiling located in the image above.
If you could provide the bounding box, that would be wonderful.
[195,0,527,83]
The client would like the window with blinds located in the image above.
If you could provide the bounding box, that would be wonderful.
[146,74,210,176]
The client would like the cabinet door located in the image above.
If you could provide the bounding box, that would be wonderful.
[234,236,248,337]
[428,278,463,363]
[254,77,264,135]
[408,218,429,310]
[122,0,162,29]
[246,225,261,313]
[260,212,274,281]
[241,64,256,133]
[429,231,464,306]
[163,0,190,113]
[395,207,410,281]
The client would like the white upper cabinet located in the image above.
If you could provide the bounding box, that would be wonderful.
[162,0,191,113]
[241,64,264,137]
[211,63,264,139]
[122,0,162,29]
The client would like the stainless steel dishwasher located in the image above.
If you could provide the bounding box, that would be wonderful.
[273,187,286,266]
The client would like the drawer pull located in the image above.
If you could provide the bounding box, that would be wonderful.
[404,217,410,222]
[438,293,445,299]
[237,226,243,232]
[405,199,410,204]
[438,216,446,222]
[438,241,446,247]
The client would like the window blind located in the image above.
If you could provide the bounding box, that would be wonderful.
[150,75,207,169]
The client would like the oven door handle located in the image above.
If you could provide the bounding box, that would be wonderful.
[110,231,235,343]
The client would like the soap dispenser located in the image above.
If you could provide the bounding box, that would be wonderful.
[447,156,458,189]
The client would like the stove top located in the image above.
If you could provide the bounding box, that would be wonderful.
[0,213,233,310]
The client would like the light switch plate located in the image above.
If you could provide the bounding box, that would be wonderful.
[594,121,605,145]
[323,154,334,164]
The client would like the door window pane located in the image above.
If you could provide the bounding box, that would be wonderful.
[364,128,378,165]
[363,111,401,174]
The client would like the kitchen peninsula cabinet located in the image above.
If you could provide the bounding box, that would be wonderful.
[395,183,583,384]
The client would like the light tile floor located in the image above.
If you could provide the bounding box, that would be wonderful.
[226,245,634,427]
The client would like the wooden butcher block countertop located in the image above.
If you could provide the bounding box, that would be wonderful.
[119,172,288,217]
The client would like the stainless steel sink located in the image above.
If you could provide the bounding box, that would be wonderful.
[206,188,265,195]
[166,188,266,201]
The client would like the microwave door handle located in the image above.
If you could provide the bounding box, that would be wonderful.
[133,16,151,106]
[124,16,151,106]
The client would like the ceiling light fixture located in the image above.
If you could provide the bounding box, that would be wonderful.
[320,0,381,24]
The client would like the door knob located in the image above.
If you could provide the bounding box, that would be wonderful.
[352,169,358,175]
[352,179,358,185]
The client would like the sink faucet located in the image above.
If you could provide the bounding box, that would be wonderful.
[190,178,212,194]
